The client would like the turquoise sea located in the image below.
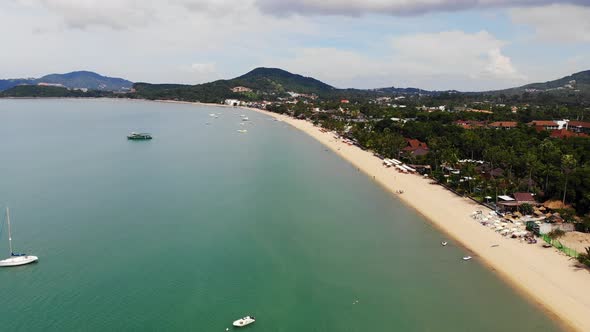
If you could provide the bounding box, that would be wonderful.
[0,99,562,331]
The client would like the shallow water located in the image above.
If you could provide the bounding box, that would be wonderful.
[0,99,562,331]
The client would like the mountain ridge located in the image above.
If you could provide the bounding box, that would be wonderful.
[2,68,589,102]
[0,71,133,92]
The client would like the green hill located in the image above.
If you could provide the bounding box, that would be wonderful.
[132,67,337,102]
[0,71,133,92]
[37,71,133,91]
[230,67,335,94]
[485,70,590,101]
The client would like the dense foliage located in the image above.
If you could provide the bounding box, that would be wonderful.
[0,85,113,98]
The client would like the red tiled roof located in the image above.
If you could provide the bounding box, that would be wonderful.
[403,139,429,155]
[529,120,557,126]
[489,121,518,128]
[550,129,589,139]
[513,192,535,203]
[568,121,590,129]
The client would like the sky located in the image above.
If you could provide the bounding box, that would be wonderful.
[1,0,590,91]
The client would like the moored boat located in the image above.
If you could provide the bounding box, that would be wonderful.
[127,132,152,140]
[0,208,38,267]
[233,316,256,327]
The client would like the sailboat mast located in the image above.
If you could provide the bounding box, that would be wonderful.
[6,207,13,256]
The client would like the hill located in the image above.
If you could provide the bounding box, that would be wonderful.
[230,67,335,94]
[482,70,590,104]
[517,70,590,92]
[0,71,133,92]
[132,67,338,102]
[37,71,133,91]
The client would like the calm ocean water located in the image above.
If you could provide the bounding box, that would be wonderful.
[0,99,562,331]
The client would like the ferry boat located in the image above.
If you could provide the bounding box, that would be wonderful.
[233,316,256,327]
[127,132,152,140]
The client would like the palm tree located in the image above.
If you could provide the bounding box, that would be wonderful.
[547,229,566,246]
[561,154,577,205]
[524,152,537,193]
[577,247,590,267]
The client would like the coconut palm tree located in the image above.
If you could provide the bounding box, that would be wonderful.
[561,154,577,205]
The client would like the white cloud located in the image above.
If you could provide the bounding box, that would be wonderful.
[390,30,524,81]
[15,0,157,29]
[484,48,522,79]
[269,48,382,86]
[511,4,590,42]
[14,0,590,30]
[0,1,583,91]
[190,63,216,73]
[256,0,590,16]
[268,30,525,90]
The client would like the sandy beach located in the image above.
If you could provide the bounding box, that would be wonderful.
[153,99,590,331]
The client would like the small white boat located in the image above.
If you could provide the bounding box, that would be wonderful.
[242,117,249,121]
[237,130,248,133]
[462,256,472,261]
[0,208,38,267]
[441,241,448,246]
[233,316,255,327]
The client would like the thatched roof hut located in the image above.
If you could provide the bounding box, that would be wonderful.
[543,200,571,210]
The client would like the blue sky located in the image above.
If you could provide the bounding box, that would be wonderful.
[2,0,589,91]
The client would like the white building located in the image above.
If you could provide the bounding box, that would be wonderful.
[224,99,241,106]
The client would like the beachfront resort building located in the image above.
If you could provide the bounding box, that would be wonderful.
[224,99,241,106]
[403,138,429,157]
[497,192,539,212]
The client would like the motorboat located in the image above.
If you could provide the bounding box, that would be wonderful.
[462,256,472,261]
[233,316,255,327]
[441,241,448,246]
[237,130,248,133]
[127,132,152,140]
[0,208,38,267]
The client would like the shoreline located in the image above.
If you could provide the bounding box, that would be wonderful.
[5,97,589,331]
[238,105,589,332]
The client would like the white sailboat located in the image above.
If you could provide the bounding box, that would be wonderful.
[0,208,38,267]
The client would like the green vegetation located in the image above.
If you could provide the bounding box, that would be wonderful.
[231,67,335,95]
[547,229,566,241]
[519,203,534,215]
[578,247,590,267]
[0,85,112,98]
